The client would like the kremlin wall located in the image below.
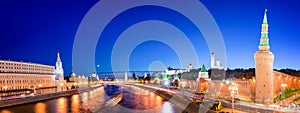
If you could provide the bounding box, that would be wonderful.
[208,10,300,105]
[179,10,300,105]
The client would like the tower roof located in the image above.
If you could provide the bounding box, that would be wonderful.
[259,9,270,47]
[56,52,61,62]
[263,9,268,24]
[69,71,76,77]
[200,64,207,72]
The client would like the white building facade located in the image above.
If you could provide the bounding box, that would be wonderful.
[55,52,64,81]
[0,60,56,97]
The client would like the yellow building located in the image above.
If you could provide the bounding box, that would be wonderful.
[0,60,56,97]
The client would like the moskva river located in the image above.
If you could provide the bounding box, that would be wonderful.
[0,85,182,113]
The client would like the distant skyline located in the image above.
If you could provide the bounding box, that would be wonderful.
[1,0,300,75]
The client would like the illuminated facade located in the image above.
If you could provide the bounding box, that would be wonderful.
[207,10,300,104]
[203,11,300,104]
[210,52,223,69]
[214,71,300,103]
[55,52,67,91]
[67,71,88,88]
[254,9,275,104]
[0,60,56,97]
[55,52,64,81]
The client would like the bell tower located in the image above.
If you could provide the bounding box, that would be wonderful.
[55,52,64,81]
[254,9,275,104]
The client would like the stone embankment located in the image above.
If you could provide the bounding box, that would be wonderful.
[0,85,102,108]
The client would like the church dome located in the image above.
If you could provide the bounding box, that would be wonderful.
[69,71,76,77]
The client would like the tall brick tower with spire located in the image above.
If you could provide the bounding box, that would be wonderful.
[254,9,275,104]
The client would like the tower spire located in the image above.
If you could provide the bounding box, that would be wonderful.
[263,9,268,24]
[259,9,270,50]
[56,52,61,62]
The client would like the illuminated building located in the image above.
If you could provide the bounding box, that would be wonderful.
[55,52,67,91]
[254,9,275,104]
[210,52,223,70]
[67,71,88,88]
[209,10,300,104]
[0,60,56,97]
[55,52,64,81]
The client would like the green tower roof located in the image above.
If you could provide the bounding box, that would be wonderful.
[200,64,207,72]
[260,9,269,47]
[70,71,76,76]
[263,9,268,24]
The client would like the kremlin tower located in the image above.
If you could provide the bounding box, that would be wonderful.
[55,52,64,81]
[254,9,275,104]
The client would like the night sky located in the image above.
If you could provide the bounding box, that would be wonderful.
[1,0,300,75]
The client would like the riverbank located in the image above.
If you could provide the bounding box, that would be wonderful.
[0,85,102,108]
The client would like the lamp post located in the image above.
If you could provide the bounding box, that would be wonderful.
[219,83,224,99]
[281,83,287,107]
[74,82,77,89]
[59,83,64,91]
[229,82,238,113]
[38,84,42,94]
[3,86,8,97]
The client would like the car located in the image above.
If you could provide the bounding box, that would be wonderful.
[210,100,222,111]
[191,98,202,104]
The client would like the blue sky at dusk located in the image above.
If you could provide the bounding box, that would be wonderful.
[1,0,300,75]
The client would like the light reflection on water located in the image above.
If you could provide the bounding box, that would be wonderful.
[71,94,80,113]
[35,102,46,113]
[0,110,12,113]
[161,102,174,113]
[0,85,181,113]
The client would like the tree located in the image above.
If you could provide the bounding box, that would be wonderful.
[132,72,136,80]
[167,66,173,70]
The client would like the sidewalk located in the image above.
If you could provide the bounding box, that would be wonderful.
[237,101,300,113]
[217,108,247,113]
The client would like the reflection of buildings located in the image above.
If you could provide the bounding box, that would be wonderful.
[0,60,56,97]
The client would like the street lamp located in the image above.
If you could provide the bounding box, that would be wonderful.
[281,83,287,107]
[38,84,42,94]
[229,82,238,113]
[218,83,224,99]
[74,82,78,89]
[3,86,8,97]
[59,83,64,91]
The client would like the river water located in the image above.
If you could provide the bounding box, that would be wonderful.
[0,85,183,113]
